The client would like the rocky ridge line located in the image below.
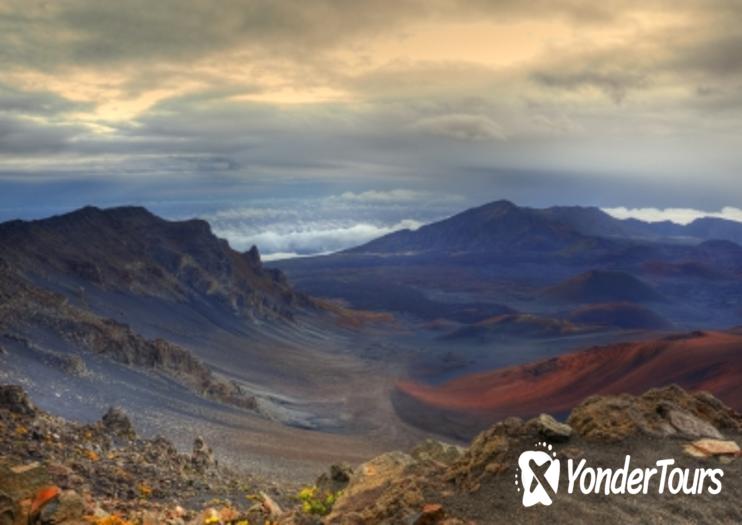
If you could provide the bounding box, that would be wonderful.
[0,264,256,411]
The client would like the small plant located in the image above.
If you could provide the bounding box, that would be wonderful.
[85,516,135,525]
[137,482,153,499]
[202,508,220,524]
[297,485,339,516]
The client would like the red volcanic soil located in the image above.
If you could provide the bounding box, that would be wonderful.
[397,331,742,422]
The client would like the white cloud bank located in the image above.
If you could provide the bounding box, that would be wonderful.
[213,219,424,258]
[199,189,459,259]
[602,206,742,225]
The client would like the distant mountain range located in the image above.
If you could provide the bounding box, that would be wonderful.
[276,199,742,329]
[346,200,742,255]
[348,200,595,255]
[542,205,742,244]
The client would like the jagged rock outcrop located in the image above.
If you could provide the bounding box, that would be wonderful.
[410,439,465,465]
[244,245,263,269]
[568,385,742,441]
[0,206,313,320]
[322,385,742,524]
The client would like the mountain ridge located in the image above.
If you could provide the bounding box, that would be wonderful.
[345,199,598,255]
[0,205,315,322]
[345,201,742,256]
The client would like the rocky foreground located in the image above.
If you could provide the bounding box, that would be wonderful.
[0,384,291,525]
[1,384,740,524]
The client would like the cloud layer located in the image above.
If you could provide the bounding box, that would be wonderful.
[0,1,740,211]
[216,219,424,258]
[603,206,742,225]
[198,191,455,258]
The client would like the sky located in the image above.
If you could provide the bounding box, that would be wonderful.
[1,1,741,256]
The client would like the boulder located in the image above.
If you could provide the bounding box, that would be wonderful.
[684,439,740,458]
[330,464,352,484]
[316,463,353,494]
[30,486,60,516]
[0,462,50,502]
[261,490,284,518]
[411,439,466,465]
[0,385,36,416]
[413,503,445,525]
[666,408,723,439]
[101,407,136,440]
[444,418,522,491]
[191,436,215,472]
[59,355,88,377]
[0,490,18,525]
[326,452,415,520]
[535,413,573,442]
[38,490,85,524]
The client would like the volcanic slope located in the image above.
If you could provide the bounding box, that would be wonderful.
[395,330,742,438]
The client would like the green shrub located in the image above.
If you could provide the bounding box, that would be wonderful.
[297,485,339,516]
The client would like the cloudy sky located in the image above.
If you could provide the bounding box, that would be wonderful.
[1,1,741,256]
